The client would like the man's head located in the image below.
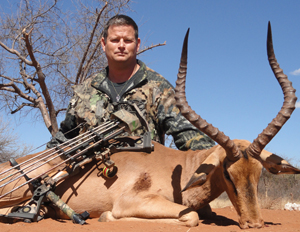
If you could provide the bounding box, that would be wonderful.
[101,15,140,70]
[102,15,139,43]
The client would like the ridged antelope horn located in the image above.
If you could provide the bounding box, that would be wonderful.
[174,29,241,162]
[246,22,297,157]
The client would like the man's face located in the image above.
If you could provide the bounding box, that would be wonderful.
[101,25,140,65]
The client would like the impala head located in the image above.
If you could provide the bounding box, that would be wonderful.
[175,23,300,229]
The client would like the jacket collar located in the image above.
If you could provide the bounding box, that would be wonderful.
[91,59,147,94]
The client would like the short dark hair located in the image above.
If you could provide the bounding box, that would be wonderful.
[102,15,138,42]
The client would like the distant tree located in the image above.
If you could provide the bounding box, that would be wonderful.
[0,0,165,137]
[0,117,31,163]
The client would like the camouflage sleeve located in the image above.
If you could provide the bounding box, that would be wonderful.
[59,105,80,139]
[46,96,80,149]
[157,87,215,151]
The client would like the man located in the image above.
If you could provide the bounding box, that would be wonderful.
[48,15,214,151]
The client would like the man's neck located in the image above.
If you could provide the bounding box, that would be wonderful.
[108,61,139,83]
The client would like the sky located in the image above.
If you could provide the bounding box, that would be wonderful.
[3,1,300,164]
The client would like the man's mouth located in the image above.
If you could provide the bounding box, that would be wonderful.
[115,52,127,55]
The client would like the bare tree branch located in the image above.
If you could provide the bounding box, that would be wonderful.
[0,74,23,84]
[138,41,167,55]
[0,116,32,163]
[0,81,35,103]
[75,2,108,84]
[55,108,67,116]
[80,39,102,82]
[11,102,36,114]
[0,40,33,65]
[0,0,165,138]
[22,27,58,135]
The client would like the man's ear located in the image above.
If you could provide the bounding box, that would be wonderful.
[136,38,141,52]
[101,37,106,52]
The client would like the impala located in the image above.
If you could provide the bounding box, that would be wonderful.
[0,22,299,229]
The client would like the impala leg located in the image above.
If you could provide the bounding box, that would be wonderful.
[196,204,213,219]
[99,194,199,227]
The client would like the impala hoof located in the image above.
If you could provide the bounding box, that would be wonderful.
[98,211,114,222]
[239,218,264,229]
[179,210,199,227]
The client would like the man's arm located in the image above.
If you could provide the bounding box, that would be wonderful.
[157,88,215,151]
[47,100,80,149]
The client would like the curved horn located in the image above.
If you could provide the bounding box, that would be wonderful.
[246,22,297,157]
[174,29,241,162]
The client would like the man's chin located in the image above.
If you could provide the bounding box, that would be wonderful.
[114,57,129,62]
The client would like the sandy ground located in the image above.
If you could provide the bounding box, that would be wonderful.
[1,207,300,232]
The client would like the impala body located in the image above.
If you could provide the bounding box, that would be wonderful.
[0,23,299,229]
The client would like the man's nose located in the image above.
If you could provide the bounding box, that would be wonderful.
[119,39,125,48]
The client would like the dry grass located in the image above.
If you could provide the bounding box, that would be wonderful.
[209,195,296,210]
[259,196,300,210]
[210,192,232,209]
[209,169,300,210]
[211,194,300,210]
[210,198,232,209]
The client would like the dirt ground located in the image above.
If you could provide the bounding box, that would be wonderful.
[1,207,300,232]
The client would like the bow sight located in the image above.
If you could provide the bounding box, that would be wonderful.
[0,102,153,224]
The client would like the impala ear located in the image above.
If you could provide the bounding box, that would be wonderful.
[182,149,220,192]
[258,151,300,174]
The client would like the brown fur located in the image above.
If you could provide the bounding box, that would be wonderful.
[132,172,152,192]
[1,139,298,228]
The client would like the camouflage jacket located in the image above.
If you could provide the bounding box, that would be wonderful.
[48,60,215,151]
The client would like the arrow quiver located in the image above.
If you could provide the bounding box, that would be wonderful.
[0,102,154,224]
